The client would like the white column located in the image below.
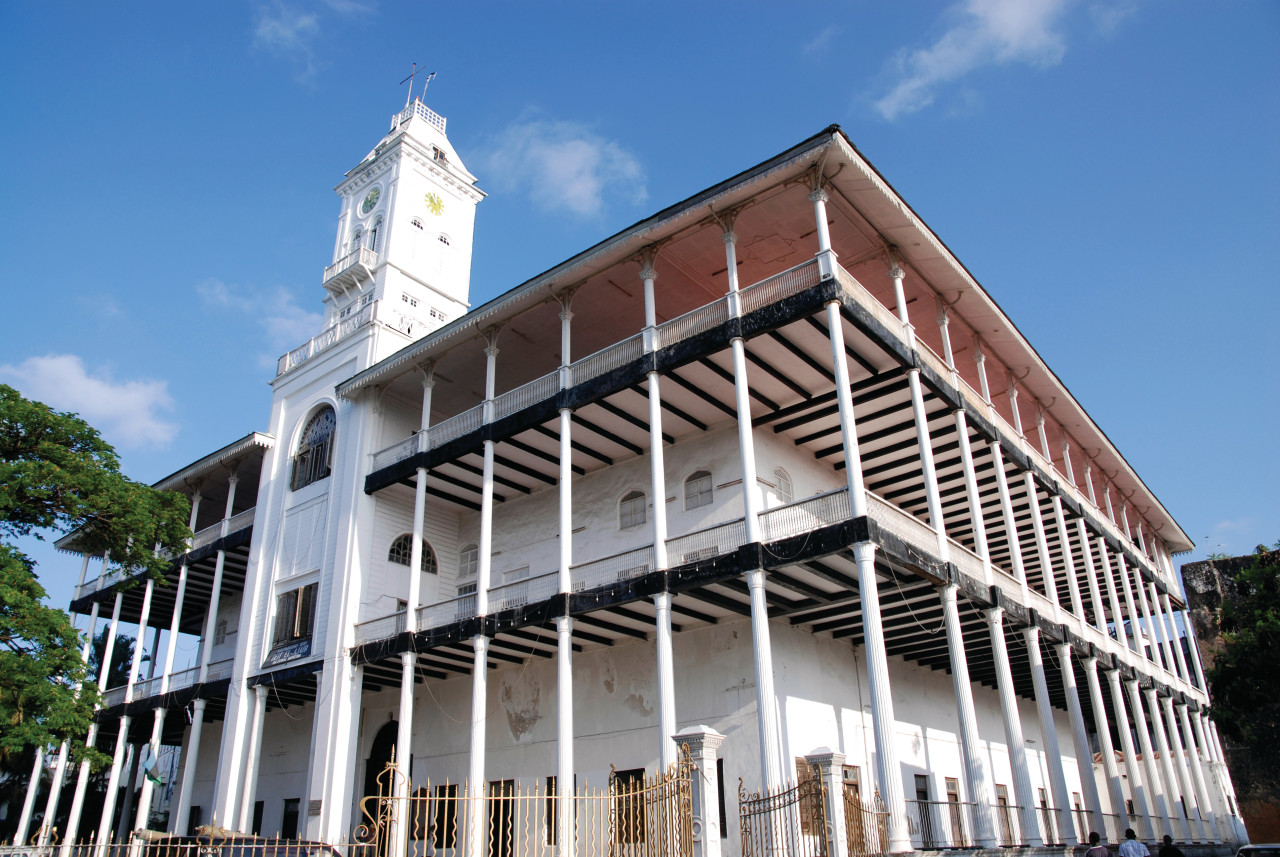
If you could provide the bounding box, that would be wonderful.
[1097,539,1130,650]
[391,652,415,857]
[908,367,949,559]
[1076,521,1108,632]
[1058,645,1105,836]
[939,584,997,846]
[1106,670,1154,839]
[1007,383,1024,437]
[1179,705,1222,842]
[1147,584,1176,676]
[1161,697,1206,841]
[465,637,489,857]
[96,715,132,853]
[238,685,269,832]
[172,699,207,834]
[936,299,956,369]
[642,261,669,571]
[1135,580,1167,671]
[1146,689,1188,840]
[654,592,679,771]
[15,745,44,844]
[1025,627,1074,841]
[1024,473,1060,608]
[1160,594,1192,685]
[407,472,427,630]
[855,544,911,853]
[1194,713,1231,835]
[1083,658,1127,825]
[743,573,782,789]
[888,259,908,326]
[1208,721,1243,831]
[810,188,836,273]
[827,301,866,518]
[1114,556,1144,657]
[954,409,992,583]
[555,616,574,857]
[986,608,1042,845]
[1126,681,1173,834]
[990,442,1029,590]
[1184,611,1210,691]
[1051,498,1086,618]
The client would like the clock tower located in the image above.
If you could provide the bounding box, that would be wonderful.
[323,98,484,335]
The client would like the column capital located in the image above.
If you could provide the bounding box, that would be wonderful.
[1081,655,1098,672]
[721,230,737,246]
[808,187,830,205]
[936,581,958,604]
[1023,624,1041,644]
[886,262,904,281]
[558,307,574,324]
[985,605,1004,627]
[639,265,658,282]
[484,344,500,359]
[935,297,951,327]
[804,746,846,768]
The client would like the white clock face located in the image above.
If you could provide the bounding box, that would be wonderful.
[425,192,444,216]
[361,188,380,214]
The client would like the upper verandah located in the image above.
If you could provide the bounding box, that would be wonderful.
[333,125,1192,554]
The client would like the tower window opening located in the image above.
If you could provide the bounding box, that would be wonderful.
[458,543,478,595]
[350,229,363,255]
[432,146,448,165]
[370,216,384,253]
[774,467,793,505]
[684,470,713,510]
[402,294,418,308]
[438,233,450,246]
[410,218,423,230]
[291,406,336,491]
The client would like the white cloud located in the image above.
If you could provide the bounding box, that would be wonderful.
[481,116,647,218]
[197,279,324,367]
[0,354,178,450]
[251,1,370,82]
[874,0,1073,120]
[803,25,841,59]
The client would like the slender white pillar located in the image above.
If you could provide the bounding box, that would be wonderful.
[907,368,949,559]
[1024,627,1074,841]
[647,374,669,569]
[986,608,1042,845]
[1007,383,1024,437]
[96,716,132,853]
[1135,579,1166,670]
[15,745,44,844]
[1160,594,1192,685]
[1106,671,1154,839]
[1024,472,1059,607]
[954,409,992,582]
[939,585,997,846]
[1051,498,1085,618]
[1103,484,1117,525]
[1161,697,1206,841]
[1126,681,1172,834]
[1194,713,1232,835]
[888,259,908,326]
[1209,721,1243,829]
[826,301,866,518]
[1147,584,1176,676]
[855,544,911,852]
[391,651,415,857]
[238,685,269,832]
[990,442,1029,588]
[555,616,574,857]
[1076,521,1108,632]
[172,699,207,834]
[1083,658,1127,825]
[1097,539,1129,649]
[63,591,122,852]
[1115,556,1144,657]
[1179,705,1222,842]
[407,474,427,631]
[1184,611,1210,691]
[936,299,956,369]
[1057,645,1105,836]
[465,637,489,857]
[1146,689,1188,840]
[654,592,679,771]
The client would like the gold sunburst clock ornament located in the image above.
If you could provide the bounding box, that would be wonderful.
[425,192,444,216]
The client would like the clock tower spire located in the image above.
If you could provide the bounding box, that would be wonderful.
[323,96,484,337]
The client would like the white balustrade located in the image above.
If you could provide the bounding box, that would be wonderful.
[655,297,730,349]
[738,258,821,315]
[372,433,423,470]
[189,521,223,552]
[416,594,477,630]
[355,611,408,645]
[426,407,483,449]
[665,519,747,566]
[758,489,851,543]
[204,658,234,683]
[226,507,255,534]
[865,491,940,558]
[492,373,559,422]
[570,334,644,386]
[570,546,654,592]
[487,571,560,613]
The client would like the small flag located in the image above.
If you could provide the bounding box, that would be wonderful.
[143,745,163,786]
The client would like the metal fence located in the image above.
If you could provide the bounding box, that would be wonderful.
[739,772,829,857]
[843,790,888,857]
[905,799,979,849]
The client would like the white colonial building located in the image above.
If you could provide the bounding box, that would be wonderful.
[19,98,1248,857]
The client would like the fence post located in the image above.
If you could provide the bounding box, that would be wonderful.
[805,748,850,857]
[674,726,726,857]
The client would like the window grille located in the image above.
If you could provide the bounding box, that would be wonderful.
[411,218,423,230]
[619,490,646,529]
[388,533,438,573]
[774,467,793,505]
[684,470,713,510]
[438,233,450,245]
[459,543,478,578]
[291,407,335,490]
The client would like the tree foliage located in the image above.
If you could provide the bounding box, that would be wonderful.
[0,384,190,771]
[1207,545,1280,747]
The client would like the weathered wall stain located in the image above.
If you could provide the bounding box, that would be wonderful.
[500,675,541,741]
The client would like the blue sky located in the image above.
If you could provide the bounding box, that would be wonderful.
[2,1,1277,613]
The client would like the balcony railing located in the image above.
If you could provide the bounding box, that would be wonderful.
[665,519,746,566]
[570,546,653,593]
[322,246,379,287]
[487,571,560,613]
[759,488,850,543]
[190,521,222,551]
[278,300,376,376]
[226,507,256,534]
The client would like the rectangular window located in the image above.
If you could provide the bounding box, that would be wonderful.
[843,765,861,801]
[434,784,459,849]
[717,758,728,838]
[946,778,964,846]
[273,582,318,646]
[252,800,264,836]
[546,776,557,846]
[995,785,1013,846]
[281,798,300,839]
[915,775,937,848]
[614,768,646,844]
[187,806,202,837]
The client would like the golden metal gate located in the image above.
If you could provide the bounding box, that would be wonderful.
[354,753,694,857]
[738,769,829,857]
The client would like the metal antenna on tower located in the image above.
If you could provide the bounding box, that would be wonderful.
[401,63,437,108]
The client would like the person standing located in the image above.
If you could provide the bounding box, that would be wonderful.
[1086,831,1111,857]
[1158,834,1186,857]
[1120,828,1151,857]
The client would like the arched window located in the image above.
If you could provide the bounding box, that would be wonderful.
[438,233,450,246]
[774,468,793,505]
[684,470,713,510]
[388,534,438,574]
[350,229,363,255]
[410,218,423,230]
[619,490,646,529]
[291,406,336,491]
[370,217,384,253]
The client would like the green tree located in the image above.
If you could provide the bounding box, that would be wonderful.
[0,384,190,773]
[1207,545,1280,746]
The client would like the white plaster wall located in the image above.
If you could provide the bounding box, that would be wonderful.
[171,720,224,832]
[249,703,317,836]
[364,487,460,621]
